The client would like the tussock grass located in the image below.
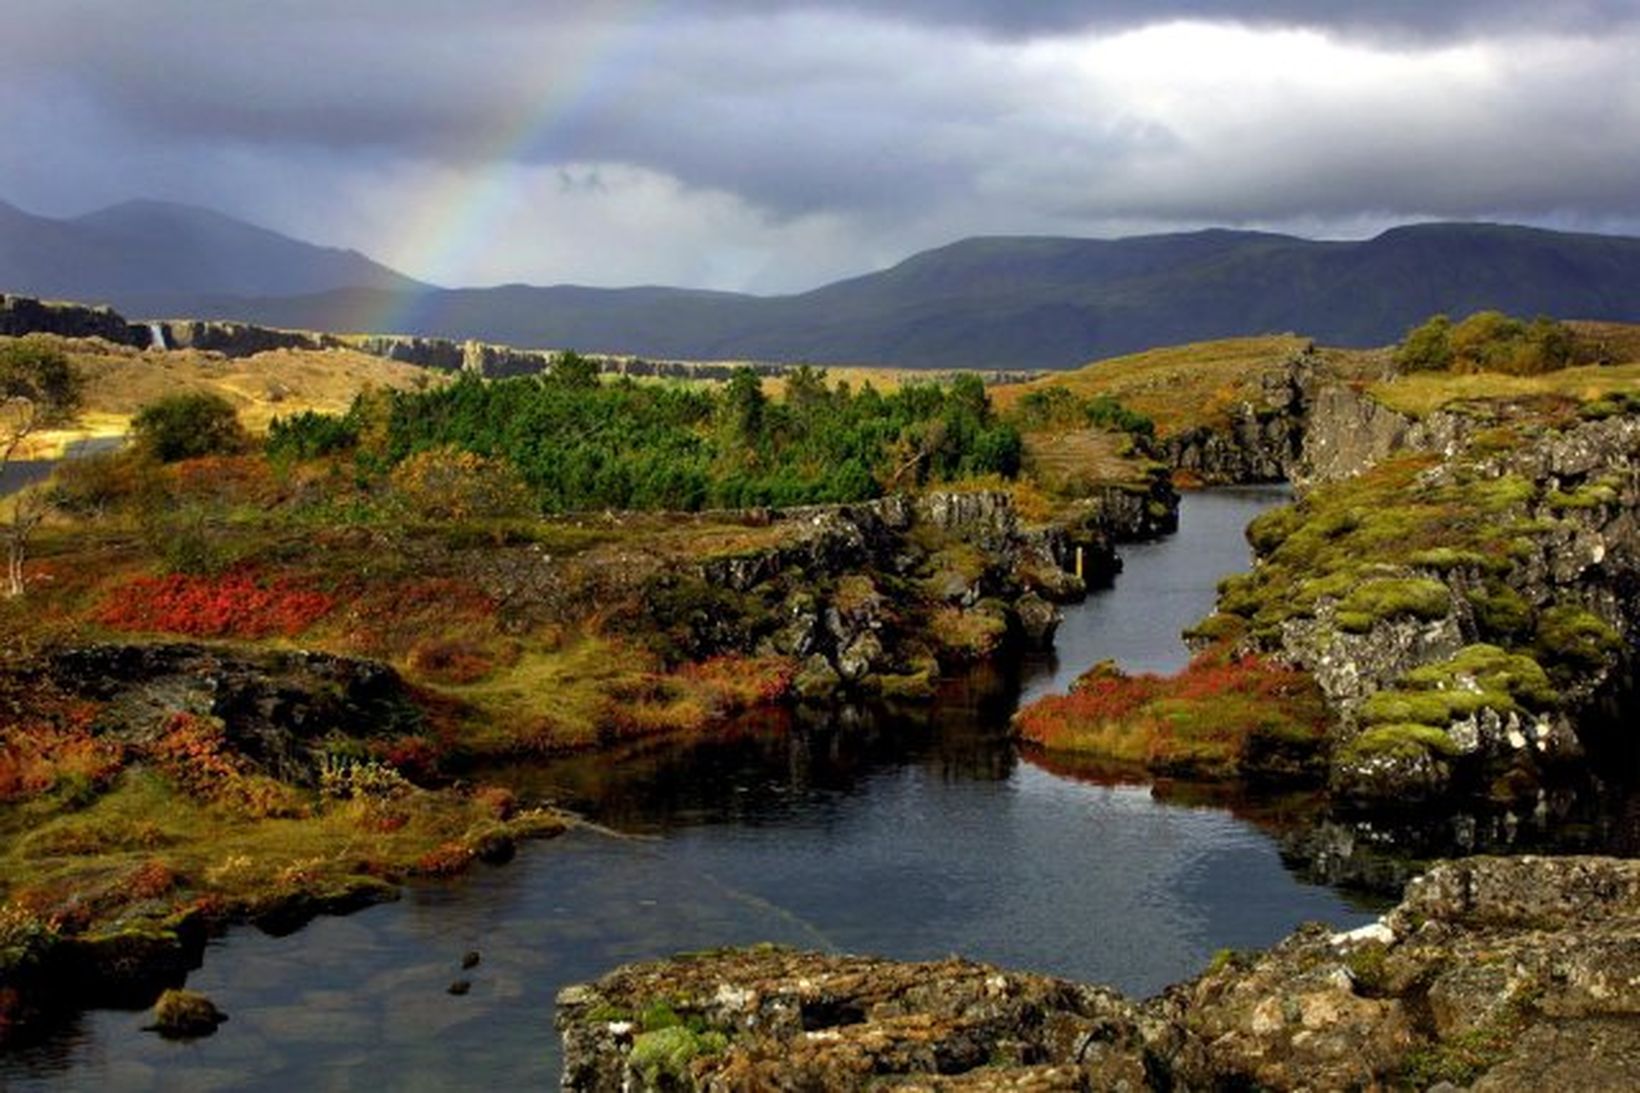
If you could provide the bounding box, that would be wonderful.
[1369,361,1640,418]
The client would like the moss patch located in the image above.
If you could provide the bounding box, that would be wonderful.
[1341,724,1459,764]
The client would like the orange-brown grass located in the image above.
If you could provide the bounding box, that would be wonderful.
[1013,648,1329,780]
[1023,428,1152,492]
[0,706,122,804]
[331,575,500,661]
[601,655,796,740]
[994,336,1313,435]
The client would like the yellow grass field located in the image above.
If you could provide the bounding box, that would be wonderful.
[9,335,445,458]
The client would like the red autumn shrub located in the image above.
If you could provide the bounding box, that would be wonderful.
[145,712,244,795]
[97,570,335,638]
[1014,647,1328,778]
[415,841,475,877]
[126,860,178,900]
[376,735,441,782]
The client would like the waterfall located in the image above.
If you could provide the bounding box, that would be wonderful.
[148,323,167,350]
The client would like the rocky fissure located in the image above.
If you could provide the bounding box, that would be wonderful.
[647,489,1156,702]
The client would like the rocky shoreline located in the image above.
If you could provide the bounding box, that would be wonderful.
[557,854,1640,1091]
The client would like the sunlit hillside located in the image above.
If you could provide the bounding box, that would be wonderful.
[9,336,446,458]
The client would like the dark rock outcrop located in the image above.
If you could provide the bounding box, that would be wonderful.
[678,491,1098,698]
[682,484,1190,697]
[35,643,424,785]
[0,293,142,345]
[558,855,1640,1091]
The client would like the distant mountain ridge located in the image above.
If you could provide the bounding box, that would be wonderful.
[0,198,425,302]
[5,199,1640,368]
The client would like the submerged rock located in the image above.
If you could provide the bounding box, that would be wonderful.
[558,856,1640,1091]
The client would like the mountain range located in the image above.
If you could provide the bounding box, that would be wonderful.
[6,199,1640,368]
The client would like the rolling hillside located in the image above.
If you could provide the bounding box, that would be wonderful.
[7,199,1640,368]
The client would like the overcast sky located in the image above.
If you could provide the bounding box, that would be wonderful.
[3,1,1637,293]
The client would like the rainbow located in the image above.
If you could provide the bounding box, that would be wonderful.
[362,0,666,340]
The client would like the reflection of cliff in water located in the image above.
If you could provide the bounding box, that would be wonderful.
[477,662,1024,835]
[1284,770,1640,894]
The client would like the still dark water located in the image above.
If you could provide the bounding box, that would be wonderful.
[3,488,1375,1090]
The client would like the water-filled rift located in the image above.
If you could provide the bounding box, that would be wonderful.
[2,488,1376,1090]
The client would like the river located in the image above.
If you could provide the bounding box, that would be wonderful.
[1,487,1376,1090]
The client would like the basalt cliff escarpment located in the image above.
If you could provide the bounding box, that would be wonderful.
[611,487,1163,704]
[0,293,1043,385]
[558,855,1640,1091]
[1022,344,1640,882]
[1195,366,1637,805]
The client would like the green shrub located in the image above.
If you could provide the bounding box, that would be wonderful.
[48,449,162,518]
[0,901,61,972]
[388,446,532,521]
[1394,314,1455,373]
[132,392,248,462]
[1466,586,1534,643]
[1545,480,1620,511]
[1393,311,1577,376]
[1246,504,1303,554]
[266,409,360,461]
[1403,644,1558,710]
[1361,689,1494,727]
[0,338,83,425]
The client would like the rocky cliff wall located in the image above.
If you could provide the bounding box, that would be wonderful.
[1157,347,1466,488]
[159,320,341,356]
[0,294,144,344]
[1,294,1044,386]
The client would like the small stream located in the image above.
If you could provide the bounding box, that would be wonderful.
[2,488,1377,1090]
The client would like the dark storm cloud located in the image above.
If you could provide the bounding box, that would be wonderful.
[1,0,1638,290]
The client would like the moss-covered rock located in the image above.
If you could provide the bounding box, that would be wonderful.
[147,988,227,1038]
[559,857,1640,1091]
